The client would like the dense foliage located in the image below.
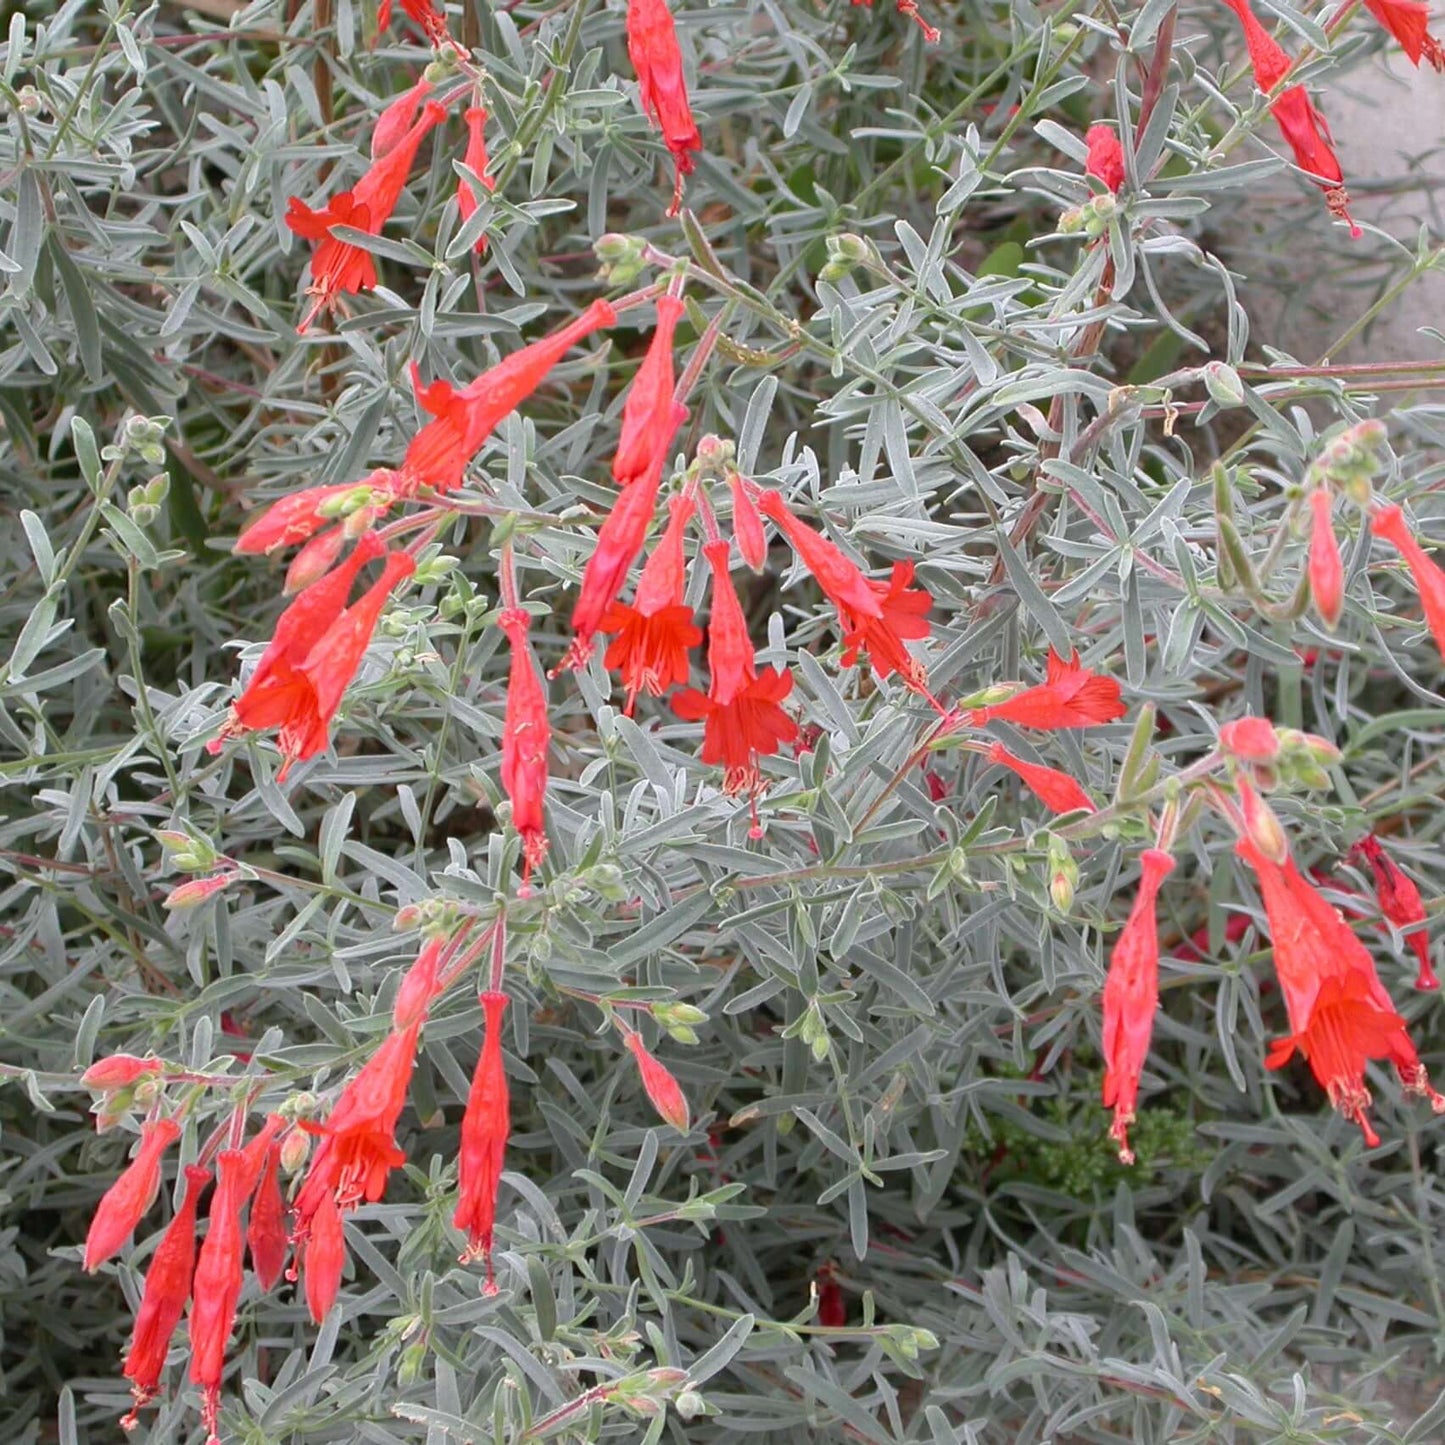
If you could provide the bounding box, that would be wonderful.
[5,0,1445,1441]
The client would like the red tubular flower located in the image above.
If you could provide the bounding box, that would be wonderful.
[1219,0,1359,235]
[393,936,446,1031]
[1371,504,1445,660]
[220,548,415,778]
[285,526,348,594]
[671,542,799,803]
[84,1117,182,1272]
[728,472,767,571]
[454,991,510,1291]
[296,1021,423,1225]
[602,494,702,713]
[188,1149,248,1443]
[1101,849,1176,1164]
[625,1031,691,1132]
[1307,489,1344,629]
[287,98,449,329]
[987,742,1095,816]
[456,106,496,251]
[1352,835,1440,991]
[1084,124,1125,192]
[120,1163,208,1426]
[304,1190,346,1324]
[499,609,550,891]
[626,0,703,214]
[246,1143,289,1292]
[613,296,690,488]
[755,490,934,696]
[371,76,434,159]
[967,648,1126,731]
[1238,837,1445,1146]
[566,463,666,667]
[1362,0,1445,68]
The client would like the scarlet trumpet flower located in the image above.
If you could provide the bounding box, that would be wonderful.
[671,541,799,806]
[601,493,702,713]
[237,301,617,554]
[454,991,510,1291]
[626,0,703,214]
[287,96,449,330]
[246,1143,289,1292]
[1219,0,1359,235]
[1307,488,1344,629]
[1362,0,1445,69]
[987,742,1095,816]
[499,608,550,891]
[566,460,666,668]
[121,1163,207,1426]
[613,295,689,488]
[214,544,415,779]
[1370,504,1445,660]
[293,1018,427,1318]
[967,648,1126,731]
[1101,849,1175,1164]
[754,490,934,697]
[1352,834,1440,991]
[84,1116,182,1272]
[456,106,496,250]
[1238,837,1445,1146]
[1085,124,1125,193]
[189,1149,249,1443]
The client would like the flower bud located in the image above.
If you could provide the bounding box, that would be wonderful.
[82,1055,160,1092]
[279,1128,312,1173]
[675,1390,707,1421]
[1202,361,1245,408]
[163,872,234,910]
[593,231,648,287]
[625,1032,691,1132]
[1239,778,1288,864]
[1218,716,1279,764]
[1058,205,1086,234]
[284,526,348,595]
[1047,835,1077,912]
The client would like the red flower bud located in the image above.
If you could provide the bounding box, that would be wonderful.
[625,1031,691,1133]
[728,472,766,571]
[1084,124,1125,193]
[84,1117,182,1272]
[1307,488,1344,629]
[82,1055,160,1092]
[247,1143,290,1291]
[987,742,1095,815]
[1218,716,1280,764]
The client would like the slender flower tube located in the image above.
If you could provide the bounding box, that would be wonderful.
[987,742,1095,815]
[754,490,933,696]
[393,935,446,1031]
[188,1149,249,1443]
[1238,837,1445,1146]
[216,548,415,778]
[967,648,1126,731]
[566,462,666,667]
[1352,835,1440,991]
[454,106,497,251]
[1084,124,1125,192]
[287,98,450,329]
[85,1117,182,1272]
[236,301,618,554]
[626,0,703,214]
[304,1190,347,1324]
[728,472,767,571]
[1101,849,1176,1164]
[602,493,702,713]
[1361,0,1445,68]
[121,1164,208,1426]
[625,1031,691,1132]
[454,991,510,1291]
[1371,504,1445,660]
[671,541,799,808]
[1219,0,1359,235]
[613,296,689,488]
[1307,489,1344,629]
[499,608,551,892]
[246,1144,289,1292]
[850,0,940,42]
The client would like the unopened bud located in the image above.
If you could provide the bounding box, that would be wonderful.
[1058,205,1087,234]
[675,1390,707,1421]
[625,1032,691,1133]
[279,1129,312,1172]
[285,527,347,594]
[1218,716,1279,764]
[593,232,648,287]
[81,1055,160,1091]
[1239,779,1289,864]
[1279,728,1341,766]
[163,872,234,910]
[1202,361,1244,408]
[819,232,878,284]
[1047,835,1077,912]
